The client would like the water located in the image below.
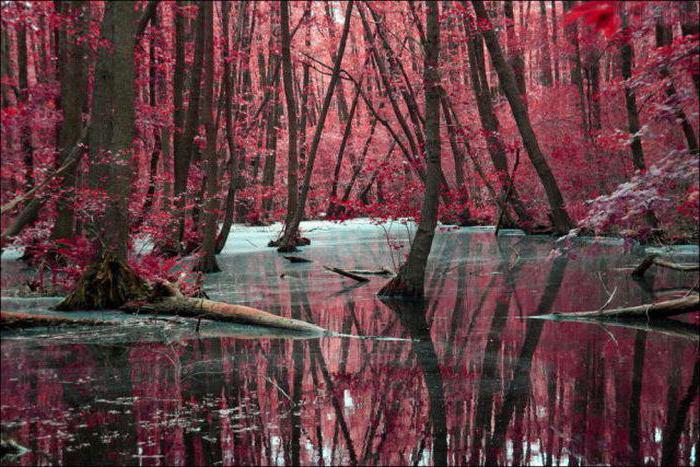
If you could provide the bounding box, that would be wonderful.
[2,220,699,465]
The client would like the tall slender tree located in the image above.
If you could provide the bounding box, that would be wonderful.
[378,0,442,299]
[470,0,574,234]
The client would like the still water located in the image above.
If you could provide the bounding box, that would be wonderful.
[2,221,698,465]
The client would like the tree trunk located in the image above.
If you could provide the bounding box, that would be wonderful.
[655,9,699,155]
[17,20,34,191]
[465,29,531,226]
[86,0,137,260]
[277,1,354,252]
[551,0,560,84]
[504,0,527,98]
[173,3,206,249]
[51,0,87,240]
[280,1,299,230]
[619,8,659,228]
[470,0,574,234]
[378,1,441,299]
[563,1,588,137]
[679,1,700,101]
[195,1,220,273]
[538,1,553,87]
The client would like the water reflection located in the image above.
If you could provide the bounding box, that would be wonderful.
[2,227,699,465]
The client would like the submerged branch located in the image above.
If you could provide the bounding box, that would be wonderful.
[1,311,114,329]
[534,294,699,320]
[632,254,699,278]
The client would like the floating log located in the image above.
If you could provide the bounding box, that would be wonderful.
[538,294,699,320]
[345,268,394,276]
[632,254,699,278]
[534,315,699,342]
[122,291,325,334]
[1,311,114,330]
[323,266,370,283]
[283,255,313,263]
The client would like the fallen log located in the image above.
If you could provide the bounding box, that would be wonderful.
[1,311,114,330]
[283,255,313,263]
[537,294,699,320]
[121,286,325,334]
[632,254,699,278]
[345,268,394,276]
[323,266,370,283]
[531,315,699,342]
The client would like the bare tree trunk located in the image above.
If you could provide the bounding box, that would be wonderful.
[551,1,560,84]
[280,0,299,230]
[471,0,573,234]
[465,28,531,226]
[655,9,699,154]
[86,0,137,260]
[195,1,220,273]
[276,1,354,251]
[538,1,553,87]
[504,0,527,98]
[323,2,350,124]
[173,3,206,249]
[679,1,700,100]
[563,1,588,138]
[17,20,34,191]
[261,6,282,214]
[328,85,361,217]
[136,12,162,228]
[619,8,659,229]
[51,0,86,240]
[378,1,441,299]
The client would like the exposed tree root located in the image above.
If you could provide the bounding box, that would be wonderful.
[54,252,150,311]
[632,254,699,279]
[323,266,370,283]
[1,311,114,329]
[537,294,699,320]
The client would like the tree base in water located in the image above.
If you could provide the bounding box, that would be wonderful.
[194,254,221,273]
[54,252,150,311]
[268,236,311,252]
[377,272,424,300]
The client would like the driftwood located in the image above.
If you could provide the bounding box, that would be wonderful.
[538,294,699,320]
[536,315,699,342]
[122,283,325,333]
[283,255,313,263]
[345,268,394,276]
[323,266,370,283]
[632,254,699,278]
[1,311,114,330]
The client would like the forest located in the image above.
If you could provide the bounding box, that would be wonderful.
[1,1,699,466]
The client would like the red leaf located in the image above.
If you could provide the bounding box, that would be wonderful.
[564,1,621,39]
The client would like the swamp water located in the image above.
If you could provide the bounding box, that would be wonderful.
[1,220,698,466]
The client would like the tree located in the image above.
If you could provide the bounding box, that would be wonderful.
[470,0,574,234]
[280,0,299,233]
[195,1,220,273]
[619,6,659,229]
[275,1,354,252]
[378,0,442,299]
[57,1,150,310]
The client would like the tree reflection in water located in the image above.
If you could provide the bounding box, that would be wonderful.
[2,230,698,465]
